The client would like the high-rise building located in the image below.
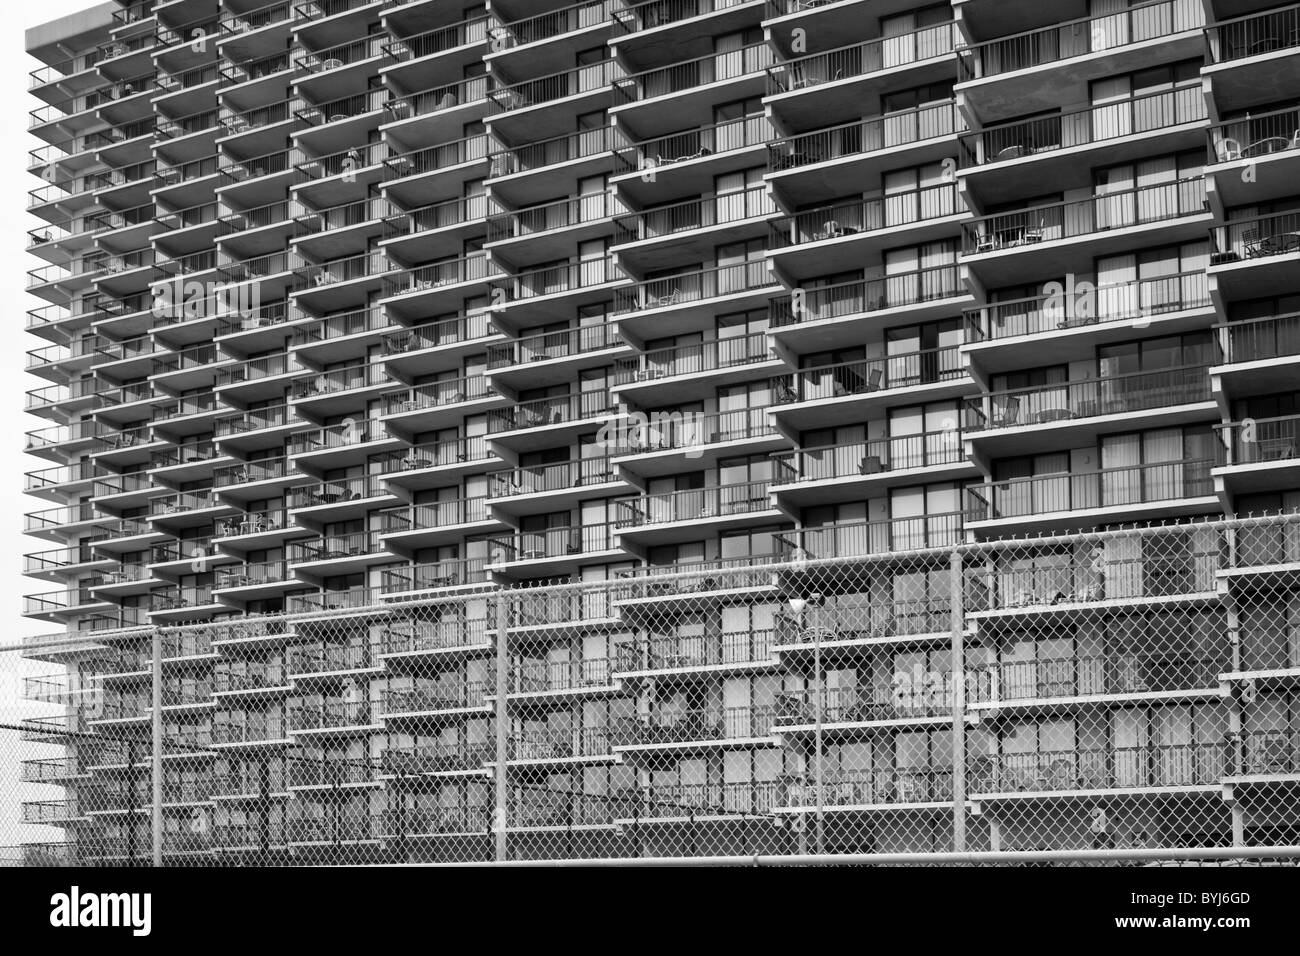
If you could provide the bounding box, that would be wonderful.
[16,0,1300,864]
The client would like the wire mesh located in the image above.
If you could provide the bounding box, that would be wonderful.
[5,512,1300,866]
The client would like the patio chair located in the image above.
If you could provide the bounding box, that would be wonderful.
[1242,228,1266,258]
[1022,218,1046,243]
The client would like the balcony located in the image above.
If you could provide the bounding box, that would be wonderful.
[781,768,952,808]
[379,499,493,547]
[212,715,291,747]
[380,683,490,717]
[1235,730,1300,777]
[489,522,620,576]
[381,742,493,776]
[957,0,1205,119]
[966,365,1214,455]
[623,780,780,821]
[970,655,1223,705]
[485,321,624,380]
[1218,415,1300,494]
[614,705,776,748]
[381,558,489,594]
[778,683,950,726]
[772,345,968,431]
[615,631,775,674]
[288,641,377,677]
[766,22,956,128]
[290,700,379,733]
[963,177,1210,287]
[617,480,778,542]
[1208,104,1300,207]
[1210,209,1300,299]
[488,460,621,514]
[777,514,960,562]
[287,475,395,516]
[766,101,964,206]
[613,43,774,124]
[972,743,1225,795]
[958,83,1206,205]
[509,727,613,763]
[613,408,782,476]
[1217,313,1300,402]
[487,391,620,446]
[612,261,777,337]
[771,432,972,507]
[379,618,490,658]
[966,459,1221,530]
[963,271,1212,356]
[1205,3,1300,113]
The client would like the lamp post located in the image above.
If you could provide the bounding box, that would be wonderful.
[789,592,825,855]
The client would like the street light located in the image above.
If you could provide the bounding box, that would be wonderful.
[789,591,825,855]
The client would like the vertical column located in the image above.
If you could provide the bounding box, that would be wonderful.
[494,593,509,861]
[151,628,163,867]
[950,550,967,852]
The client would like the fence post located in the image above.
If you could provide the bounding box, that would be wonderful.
[494,593,509,862]
[950,550,967,853]
[151,628,163,867]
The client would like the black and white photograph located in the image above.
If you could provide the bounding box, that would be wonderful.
[0,0,1294,937]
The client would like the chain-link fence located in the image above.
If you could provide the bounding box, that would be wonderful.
[5,512,1300,866]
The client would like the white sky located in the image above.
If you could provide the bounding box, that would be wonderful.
[1,1,126,852]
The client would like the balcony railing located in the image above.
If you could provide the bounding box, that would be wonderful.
[612,0,743,33]
[768,22,955,95]
[382,742,493,775]
[487,59,616,115]
[784,768,953,806]
[776,346,963,403]
[487,391,616,433]
[615,185,774,247]
[492,0,611,46]
[289,699,375,731]
[964,271,1211,341]
[967,459,1220,521]
[984,549,1219,608]
[961,82,1205,167]
[615,705,776,745]
[967,365,1211,431]
[491,523,617,561]
[380,683,489,715]
[771,184,958,250]
[617,43,774,102]
[617,114,772,172]
[971,655,1223,701]
[490,459,618,499]
[617,631,775,671]
[618,479,772,527]
[1221,311,1300,364]
[612,260,773,313]
[379,618,489,655]
[287,475,388,508]
[959,0,1204,81]
[488,192,621,243]
[1221,415,1300,466]
[972,743,1225,792]
[1211,104,1300,163]
[1208,2,1300,63]
[768,101,963,172]
[965,177,1207,254]
[383,374,495,415]
[377,436,493,473]
[778,683,950,723]
[1215,209,1300,260]
[381,558,489,592]
[629,780,781,818]
[774,433,965,484]
[486,322,617,367]
[1237,730,1300,775]
[509,727,612,760]
[379,498,489,533]
[777,514,964,560]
